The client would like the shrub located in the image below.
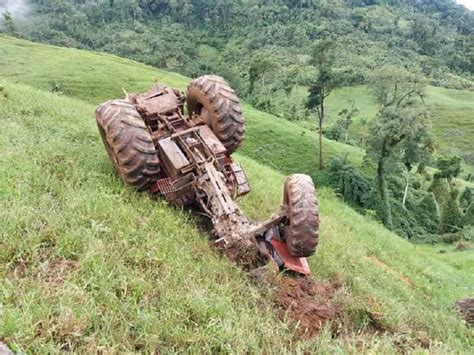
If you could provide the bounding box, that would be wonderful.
[439,191,464,234]
[414,192,439,234]
[460,187,472,212]
[327,157,371,207]
[463,203,474,227]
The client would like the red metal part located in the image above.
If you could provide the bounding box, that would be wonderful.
[270,239,311,275]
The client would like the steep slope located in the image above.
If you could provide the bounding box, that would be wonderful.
[0,80,289,352]
[330,86,474,169]
[1,81,473,351]
[0,34,365,184]
[292,84,474,170]
[2,35,473,176]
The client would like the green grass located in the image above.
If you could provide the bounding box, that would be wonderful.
[414,242,474,276]
[0,35,189,103]
[291,83,474,170]
[0,34,365,185]
[1,36,473,351]
[425,86,474,167]
[1,77,473,352]
[2,35,473,173]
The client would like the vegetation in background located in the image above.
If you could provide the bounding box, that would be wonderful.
[1,1,472,166]
[366,66,433,229]
[1,0,473,113]
[2,34,472,243]
[306,40,341,170]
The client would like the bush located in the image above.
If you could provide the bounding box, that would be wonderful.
[327,157,371,207]
[460,187,472,212]
[414,192,439,234]
[324,125,344,141]
[463,203,474,226]
[439,191,464,234]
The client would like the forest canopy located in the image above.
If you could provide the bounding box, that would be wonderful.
[2,0,473,106]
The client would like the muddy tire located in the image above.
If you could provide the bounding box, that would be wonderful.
[96,99,160,191]
[283,174,320,257]
[186,75,244,154]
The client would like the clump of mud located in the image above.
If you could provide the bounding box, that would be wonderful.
[455,298,474,325]
[213,238,341,339]
[455,241,468,252]
[273,277,341,339]
[214,240,269,272]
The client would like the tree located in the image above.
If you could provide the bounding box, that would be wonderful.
[434,155,462,191]
[337,102,358,142]
[367,65,432,228]
[306,40,340,170]
[327,156,371,207]
[400,130,434,209]
[460,187,472,212]
[439,190,464,234]
[248,50,282,112]
[1,11,17,36]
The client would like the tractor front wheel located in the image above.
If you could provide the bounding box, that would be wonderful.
[96,99,160,191]
[283,174,320,257]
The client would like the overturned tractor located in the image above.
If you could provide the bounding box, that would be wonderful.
[96,75,319,275]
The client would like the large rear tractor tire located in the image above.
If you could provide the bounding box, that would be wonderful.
[283,174,320,257]
[186,75,245,154]
[96,99,160,191]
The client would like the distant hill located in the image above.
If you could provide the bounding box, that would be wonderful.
[2,1,473,115]
[0,34,366,186]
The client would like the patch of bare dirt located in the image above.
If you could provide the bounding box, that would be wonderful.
[273,277,341,339]
[214,241,268,272]
[42,259,79,287]
[455,298,474,325]
[365,255,412,287]
[455,241,468,252]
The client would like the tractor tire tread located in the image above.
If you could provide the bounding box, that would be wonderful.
[284,174,320,257]
[96,99,159,191]
[187,75,245,154]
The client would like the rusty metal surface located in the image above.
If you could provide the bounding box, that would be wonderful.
[106,80,317,276]
[134,84,184,117]
[198,125,227,156]
[157,137,190,176]
[230,163,251,196]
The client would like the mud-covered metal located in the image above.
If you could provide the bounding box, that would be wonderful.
[96,76,320,275]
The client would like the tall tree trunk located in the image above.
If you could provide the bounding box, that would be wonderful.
[318,101,324,170]
[402,169,410,209]
[377,145,393,229]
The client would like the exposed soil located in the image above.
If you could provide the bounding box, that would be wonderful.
[365,255,412,287]
[455,241,468,252]
[198,214,341,340]
[455,298,474,325]
[216,242,269,272]
[44,259,79,287]
[273,276,341,339]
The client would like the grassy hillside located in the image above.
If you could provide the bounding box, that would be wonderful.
[1,76,473,351]
[0,35,365,185]
[295,84,474,170]
[2,34,473,172]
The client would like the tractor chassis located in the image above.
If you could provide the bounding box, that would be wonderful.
[148,124,310,275]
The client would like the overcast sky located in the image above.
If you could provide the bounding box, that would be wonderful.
[457,0,474,10]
